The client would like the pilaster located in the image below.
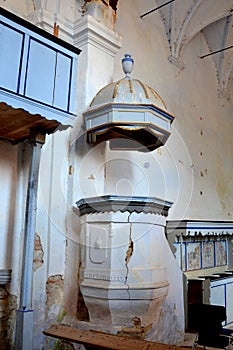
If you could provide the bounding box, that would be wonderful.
[74,14,122,109]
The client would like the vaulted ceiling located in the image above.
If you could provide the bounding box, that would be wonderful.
[120,0,233,98]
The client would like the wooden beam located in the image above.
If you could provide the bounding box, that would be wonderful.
[43,325,194,350]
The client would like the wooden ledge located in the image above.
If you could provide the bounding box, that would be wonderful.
[43,325,193,350]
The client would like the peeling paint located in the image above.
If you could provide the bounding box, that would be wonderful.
[117,316,152,340]
[46,275,64,322]
[83,0,117,28]
[125,224,134,285]
[125,239,134,266]
[84,0,118,11]
[46,275,64,308]
[68,165,73,175]
[33,232,44,271]
[32,0,36,11]
[0,286,17,350]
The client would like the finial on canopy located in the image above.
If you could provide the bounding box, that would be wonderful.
[122,54,134,78]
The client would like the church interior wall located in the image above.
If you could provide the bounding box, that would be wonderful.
[113,0,233,221]
[0,0,232,348]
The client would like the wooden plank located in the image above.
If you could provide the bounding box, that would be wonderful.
[43,325,193,350]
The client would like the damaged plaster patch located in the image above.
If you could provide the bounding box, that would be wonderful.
[117,316,152,340]
[46,275,64,322]
[33,232,44,271]
[125,223,133,285]
[0,286,17,350]
[77,261,89,321]
[153,301,184,344]
[82,0,116,28]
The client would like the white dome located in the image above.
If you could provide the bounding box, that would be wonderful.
[90,77,167,111]
[84,55,174,152]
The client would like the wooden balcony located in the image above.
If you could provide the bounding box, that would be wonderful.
[0,7,80,141]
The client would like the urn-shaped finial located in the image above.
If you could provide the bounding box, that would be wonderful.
[122,54,134,78]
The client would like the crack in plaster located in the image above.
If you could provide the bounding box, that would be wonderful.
[124,214,134,300]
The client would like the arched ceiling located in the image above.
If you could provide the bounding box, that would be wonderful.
[133,0,233,99]
[24,0,233,98]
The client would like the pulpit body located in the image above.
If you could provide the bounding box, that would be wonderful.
[76,195,172,339]
[74,56,184,343]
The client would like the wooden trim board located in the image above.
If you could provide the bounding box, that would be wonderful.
[43,325,194,350]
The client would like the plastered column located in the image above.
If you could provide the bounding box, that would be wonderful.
[73,14,122,109]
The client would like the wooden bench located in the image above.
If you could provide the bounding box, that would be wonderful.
[43,325,194,350]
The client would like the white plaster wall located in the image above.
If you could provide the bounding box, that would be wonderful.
[0,141,32,301]
[37,131,71,278]
[31,126,87,347]
[0,142,18,270]
[0,0,232,348]
[0,0,30,16]
[0,0,81,21]
[113,0,233,221]
[130,214,184,344]
[0,143,16,269]
[154,230,185,343]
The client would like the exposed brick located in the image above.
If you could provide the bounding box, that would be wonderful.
[83,0,117,28]
[33,232,44,271]
[0,286,17,350]
[77,289,89,321]
[46,275,64,322]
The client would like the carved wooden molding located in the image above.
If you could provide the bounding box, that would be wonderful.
[76,195,173,216]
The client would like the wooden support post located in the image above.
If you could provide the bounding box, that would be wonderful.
[15,131,45,350]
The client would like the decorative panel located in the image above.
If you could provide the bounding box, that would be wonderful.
[53,53,72,110]
[89,226,108,264]
[25,39,57,105]
[174,242,186,271]
[0,23,23,92]
[211,284,225,307]
[215,241,227,266]
[202,242,214,268]
[173,240,227,271]
[187,242,201,271]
